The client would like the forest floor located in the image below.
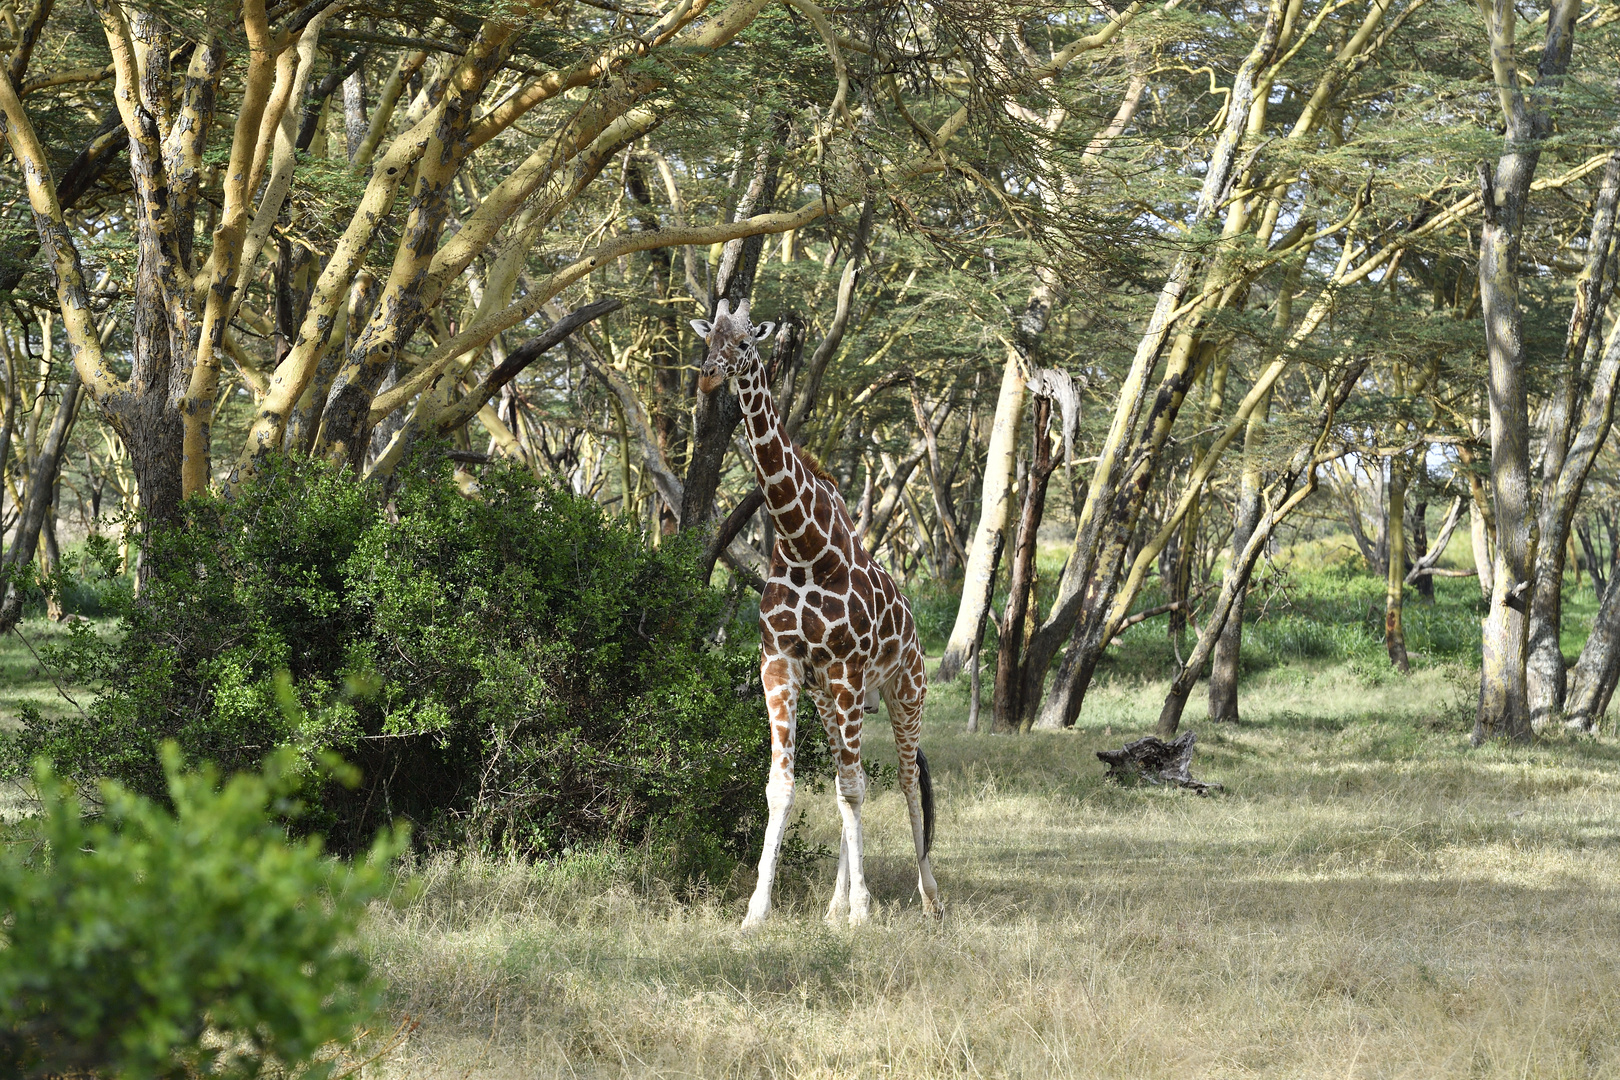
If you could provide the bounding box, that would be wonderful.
[369,656,1620,1079]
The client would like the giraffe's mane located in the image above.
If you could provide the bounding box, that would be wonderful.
[793,444,836,486]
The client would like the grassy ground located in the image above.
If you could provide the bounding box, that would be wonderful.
[8,563,1620,1077]
[368,657,1620,1079]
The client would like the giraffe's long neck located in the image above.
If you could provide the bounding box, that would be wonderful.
[732,358,832,566]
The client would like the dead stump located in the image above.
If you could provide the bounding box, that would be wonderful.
[1096,731,1221,794]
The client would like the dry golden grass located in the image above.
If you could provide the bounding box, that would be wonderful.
[368,662,1620,1079]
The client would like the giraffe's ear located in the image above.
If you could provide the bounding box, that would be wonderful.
[690,319,713,341]
[751,322,776,343]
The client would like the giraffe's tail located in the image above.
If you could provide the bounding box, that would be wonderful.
[917,747,934,855]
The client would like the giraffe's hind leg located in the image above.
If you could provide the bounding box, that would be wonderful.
[817,673,872,925]
[883,684,940,918]
[808,683,853,923]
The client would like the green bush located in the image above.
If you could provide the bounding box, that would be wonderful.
[0,745,399,1080]
[9,454,815,873]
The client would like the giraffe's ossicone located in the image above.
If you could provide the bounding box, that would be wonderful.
[692,297,940,928]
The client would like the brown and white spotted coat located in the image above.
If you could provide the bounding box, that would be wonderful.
[693,298,939,928]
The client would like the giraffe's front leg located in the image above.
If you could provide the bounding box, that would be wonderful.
[808,683,851,924]
[835,756,871,926]
[826,832,851,924]
[743,655,800,932]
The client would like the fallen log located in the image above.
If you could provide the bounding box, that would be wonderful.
[1096,731,1221,795]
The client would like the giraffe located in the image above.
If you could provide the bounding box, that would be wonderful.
[691,298,939,929]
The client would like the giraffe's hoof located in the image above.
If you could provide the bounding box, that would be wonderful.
[824,903,850,924]
[922,900,944,921]
[741,899,772,933]
[847,906,872,927]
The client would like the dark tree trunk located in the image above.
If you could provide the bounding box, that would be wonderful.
[288,271,377,456]
[679,130,783,531]
[1577,516,1606,597]
[1412,498,1434,603]
[1385,457,1410,673]
[993,397,1056,733]
[41,491,63,621]
[1208,385,1273,722]
[966,532,1005,734]
[0,370,82,633]
[1208,478,1261,722]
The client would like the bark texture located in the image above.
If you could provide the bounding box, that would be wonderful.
[1525,149,1620,726]
[1097,732,1220,794]
[993,397,1057,733]
[1472,0,1581,744]
[1385,457,1410,673]
[0,370,82,632]
[1565,571,1620,732]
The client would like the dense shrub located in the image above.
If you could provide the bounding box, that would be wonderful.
[9,454,810,872]
[0,746,397,1079]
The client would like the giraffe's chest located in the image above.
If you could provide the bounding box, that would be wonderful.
[758,556,909,671]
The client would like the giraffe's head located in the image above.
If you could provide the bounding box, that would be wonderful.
[691,298,776,394]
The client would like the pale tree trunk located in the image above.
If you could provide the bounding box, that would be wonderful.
[1385,455,1410,673]
[1473,0,1582,744]
[937,347,1026,681]
[1525,149,1620,726]
[343,66,368,163]
[1208,260,1300,721]
[1208,387,1272,721]
[1024,0,1413,730]
[1459,439,1496,600]
[1565,571,1620,732]
[1476,169,1538,742]
[1025,0,1291,727]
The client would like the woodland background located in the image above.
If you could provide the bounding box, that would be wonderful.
[3,0,1620,1074]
